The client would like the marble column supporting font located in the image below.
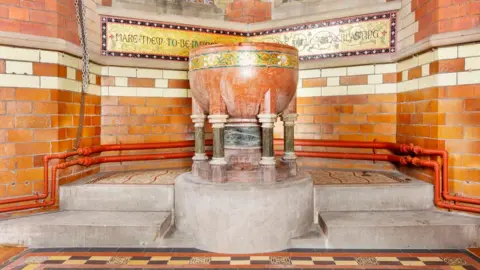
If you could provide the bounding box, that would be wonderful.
[191,114,207,160]
[208,115,229,183]
[191,114,208,178]
[281,114,298,176]
[258,114,277,182]
[282,114,297,160]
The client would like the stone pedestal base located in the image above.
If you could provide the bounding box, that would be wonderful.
[210,164,227,183]
[281,158,297,176]
[174,172,313,253]
[261,164,276,182]
[192,160,210,179]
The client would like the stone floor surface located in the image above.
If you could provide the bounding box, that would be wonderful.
[0,247,479,269]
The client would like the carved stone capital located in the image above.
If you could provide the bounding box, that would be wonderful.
[208,114,229,128]
[258,113,277,128]
[191,114,206,127]
[282,113,298,126]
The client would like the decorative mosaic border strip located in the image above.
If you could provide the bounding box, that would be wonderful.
[101,11,396,62]
[3,248,479,269]
[189,50,299,70]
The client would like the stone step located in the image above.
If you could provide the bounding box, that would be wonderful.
[314,178,434,213]
[0,211,172,248]
[290,224,327,249]
[60,181,173,212]
[318,210,480,249]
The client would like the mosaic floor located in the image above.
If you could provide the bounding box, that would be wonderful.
[308,169,412,185]
[1,248,479,269]
[87,168,191,184]
[87,168,410,185]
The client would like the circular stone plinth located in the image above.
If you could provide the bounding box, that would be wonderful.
[174,173,313,253]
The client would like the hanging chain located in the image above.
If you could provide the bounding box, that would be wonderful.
[73,0,89,150]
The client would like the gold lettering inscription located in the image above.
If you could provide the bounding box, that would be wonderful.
[103,15,394,60]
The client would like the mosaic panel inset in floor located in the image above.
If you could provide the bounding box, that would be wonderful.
[86,168,412,185]
[307,169,412,185]
[87,168,191,184]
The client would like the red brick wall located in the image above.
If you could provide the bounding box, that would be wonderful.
[0,88,101,205]
[414,0,480,42]
[396,85,480,197]
[295,95,397,143]
[0,0,80,45]
[272,94,398,171]
[225,0,271,23]
[0,46,103,207]
[393,44,480,198]
[99,96,199,172]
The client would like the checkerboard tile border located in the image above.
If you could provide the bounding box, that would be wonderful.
[4,251,479,270]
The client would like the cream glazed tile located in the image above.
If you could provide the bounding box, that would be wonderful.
[322,86,347,96]
[327,77,340,86]
[299,69,320,78]
[5,61,33,75]
[108,86,137,96]
[347,65,374,75]
[297,87,321,97]
[0,46,39,62]
[321,67,346,77]
[0,74,39,87]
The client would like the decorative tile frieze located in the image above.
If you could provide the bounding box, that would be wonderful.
[101,11,396,62]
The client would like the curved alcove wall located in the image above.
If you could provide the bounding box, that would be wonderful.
[0,0,479,204]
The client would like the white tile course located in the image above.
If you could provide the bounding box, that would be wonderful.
[108,67,137,77]
[347,85,375,95]
[155,79,169,88]
[374,64,397,74]
[299,69,321,78]
[375,84,397,94]
[435,46,458,60]
[347,65,374,75]
[368,74,383,85]
[458,43,480,58]
[137,68,163,78]
[322,86,347,96]
[6,61,33,75]
[327,77,340,86]
[115,77,128,87]
[0,46,39,62]
[321,67,346,77]
[465,57,480,70]
[0,44,479,98]
[108,86,137,97]
[297,87,321,97]
[0,74,40,88]
[163,70,187,80]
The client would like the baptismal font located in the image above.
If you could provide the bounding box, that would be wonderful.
[175,42,313,254]
[188,42,300,183]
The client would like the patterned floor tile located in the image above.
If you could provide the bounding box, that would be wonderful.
[189,256,211,264]
[269,256,291,265]
[355,256,378,265]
